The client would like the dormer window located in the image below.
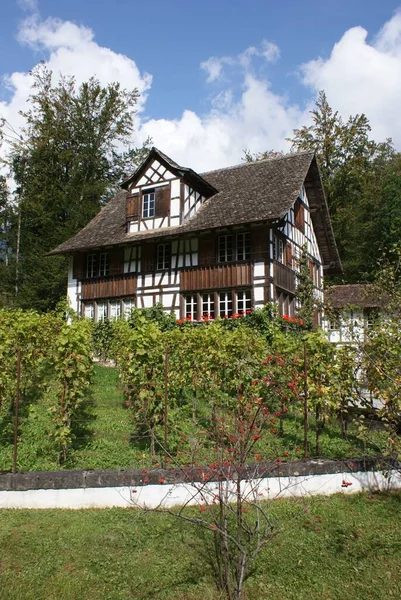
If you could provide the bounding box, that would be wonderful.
[143,190,155,218]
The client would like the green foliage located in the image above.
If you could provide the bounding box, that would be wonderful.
[288,90,399,283]
[296,245,318,330]
[52,319,93,463]
[127,302,177,331]
[0,309,61,420]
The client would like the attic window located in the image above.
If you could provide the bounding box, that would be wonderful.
[143,190,155,218]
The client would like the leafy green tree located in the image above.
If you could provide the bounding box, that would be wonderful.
[1,65,151,311]
[288,90,397,283]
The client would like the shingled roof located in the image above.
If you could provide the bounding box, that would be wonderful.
[325,284,384,308]
[48,149,341,274]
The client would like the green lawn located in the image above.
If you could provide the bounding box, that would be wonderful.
[0,492,400,599]
[0,365,387,473]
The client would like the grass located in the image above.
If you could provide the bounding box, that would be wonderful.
[0,492,400,599]
[0,365,387,473]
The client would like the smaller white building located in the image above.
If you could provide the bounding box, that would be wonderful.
[324,284,382,344]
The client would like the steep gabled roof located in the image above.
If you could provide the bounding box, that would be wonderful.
[48,149,342,273]
[121,147,217,197]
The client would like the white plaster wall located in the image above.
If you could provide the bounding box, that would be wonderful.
[0,469,399,509]
[67,257,81,314]
[254,262,265,278]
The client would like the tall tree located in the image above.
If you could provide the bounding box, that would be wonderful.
[1,65,151,310]
[288,91,397,283]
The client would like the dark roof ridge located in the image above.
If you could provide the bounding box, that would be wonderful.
[200,150,314,177]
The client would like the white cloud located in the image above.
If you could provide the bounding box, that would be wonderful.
[17,0,39,13]
[200,57,232,83]
[300,10,401,145]
[200,39,279,83]
[138,75,305,171]
[0,15,152,153]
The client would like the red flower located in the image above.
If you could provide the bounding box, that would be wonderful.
[253,434,260,441]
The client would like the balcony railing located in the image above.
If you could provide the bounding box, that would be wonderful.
[181,262,252,291]
[273,261,296,294]
[81,274,137,300]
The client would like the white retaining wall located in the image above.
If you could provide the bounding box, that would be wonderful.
[0,469,399,510]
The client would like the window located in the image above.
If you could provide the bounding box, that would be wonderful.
[143,190,155,218]
[109,301,121,320]
[219,292,233,317]
[218,232,250,262]
[272,235,284,263]
[84,303,94,320]
[202,293,215,319]
[219,235,233,262]
[99,252,110,277]
[86,254,98,278]
[86,252,109,278]
[157,244,171,270]
[364,309,378,329]
[123,298,136,319]
[236,233,251,260]
[237,290,251,314]
[97,302,108,322]
[185,294,197,320]
[124,246,141,273]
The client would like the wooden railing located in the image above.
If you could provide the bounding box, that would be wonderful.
[181,262,252,291]
[81,274,137,300]
[273,261,296,294]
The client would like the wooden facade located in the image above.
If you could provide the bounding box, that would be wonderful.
[181,262,252,292]
[81,274,137,300]
[273,261,296,294]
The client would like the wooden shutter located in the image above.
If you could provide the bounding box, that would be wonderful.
[73,252,85,279]
[141,243,156,272]
[126,193,140,220]
[294,199,305,233]
[199,234,216,266]
[285,244,293,268]
[155,185,170,218]
[251,228,266,261]
[109,248,124,275]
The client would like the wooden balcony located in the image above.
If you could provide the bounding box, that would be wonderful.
[181,262,252,291]
[273,261,296,294]
[81,274,137,300]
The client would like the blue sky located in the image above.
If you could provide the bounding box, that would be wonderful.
[1,0,401,170]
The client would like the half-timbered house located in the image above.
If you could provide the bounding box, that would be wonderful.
[48,148,341,321]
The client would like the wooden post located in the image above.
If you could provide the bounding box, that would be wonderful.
[303,341,308,458]
[163,347,169,468]
[13,348,21,474]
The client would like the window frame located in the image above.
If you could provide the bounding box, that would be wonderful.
[157,243,171,270]
[237,290,252,314]
[185,294,197,320]
[202,292,215,319]
[142,190,156,219]
[219,291,233,318]
[218,232,250,263]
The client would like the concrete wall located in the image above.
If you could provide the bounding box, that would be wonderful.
[0,458,399,509]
